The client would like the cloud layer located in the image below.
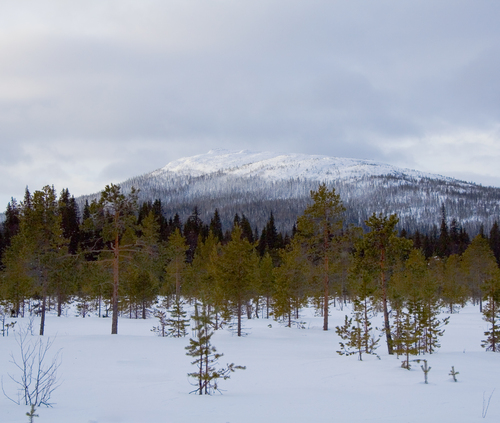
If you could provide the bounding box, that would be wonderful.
[1,1,499,207]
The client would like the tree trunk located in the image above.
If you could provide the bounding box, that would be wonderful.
[111,234,120,335]
[323,257,329,331]
[39,294,46,336]
[237,300,242,337]
[380,248,394,355]
[323,226,329,331]
[57,293,63,317]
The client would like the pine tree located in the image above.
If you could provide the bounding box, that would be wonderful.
[2,186,71,334]
[462,235,499,312]
[272,238,310,327]
[352,213,412,354]
[164,229,188,300]
[166,298,190,337]
[89,184,139,334]
[123,212,164,319]
[257,253,275,319]
[296,183,345,331]
[336,298,380,361]
[396,307,420,369]
[440,254,468,313]
[210,225,260,336]
[185,303,245,395]
[419,257,449,354]
[480,265,500,352]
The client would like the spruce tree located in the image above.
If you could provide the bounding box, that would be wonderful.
[209,209,224,243]
[489,221,500,266]
[184,207,204,262]
[437,204,450,258]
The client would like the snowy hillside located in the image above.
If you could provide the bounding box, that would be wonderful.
[157,149,455,183]
[78,149,500,235]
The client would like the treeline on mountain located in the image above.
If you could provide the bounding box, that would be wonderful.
[75,168,500,236]
[1,183,500,355]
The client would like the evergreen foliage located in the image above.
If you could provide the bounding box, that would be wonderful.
[480,263,500,352]
[185,303,245,395]
[352,213,412,354]
[296,183,345,331]
[272,239,309,327]
[166,298,190,338]
[209,225,260,336]
[87,184,139,334]
[336,298,380,361]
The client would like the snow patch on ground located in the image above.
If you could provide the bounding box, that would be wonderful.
[0,304,498,423]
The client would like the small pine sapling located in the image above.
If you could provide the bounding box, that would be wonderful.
[185,303,245,395]
[420,359,431,384]
[336,298,380,361]
[0,305,17,337]
[336,316,363,360]
[449,366,459,382]
[26,404,39,422]
[151,310,168,337]
[75,294,94,318]
[397,309,420,370]
[166,298,190,338]
[481,291,500,352]
[419,301,450,354]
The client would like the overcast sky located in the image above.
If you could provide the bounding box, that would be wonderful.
[1,0,499,209]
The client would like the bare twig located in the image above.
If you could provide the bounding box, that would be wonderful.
[482,389,495,418]
[2,327,62,407]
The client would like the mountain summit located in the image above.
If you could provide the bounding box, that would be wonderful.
[156,149,451,183]
[81,150,500,235]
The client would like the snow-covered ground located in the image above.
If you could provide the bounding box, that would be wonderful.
[0,304,498,423]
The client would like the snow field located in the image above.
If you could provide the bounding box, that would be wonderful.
[0,304,498,423]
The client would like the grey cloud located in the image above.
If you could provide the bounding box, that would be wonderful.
[1,0,500,207]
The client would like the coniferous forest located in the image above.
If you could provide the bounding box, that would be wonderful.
[1,181,500,358]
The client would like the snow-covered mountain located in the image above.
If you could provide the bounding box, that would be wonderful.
[156,149,453,183]
[79,149,500,235]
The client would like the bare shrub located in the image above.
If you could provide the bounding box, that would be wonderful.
[2,327,62,407]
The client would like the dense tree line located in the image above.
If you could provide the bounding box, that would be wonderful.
[1,183,500,356]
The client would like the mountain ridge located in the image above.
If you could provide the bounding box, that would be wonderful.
[75,149,500,236]
[155,149,460,184]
